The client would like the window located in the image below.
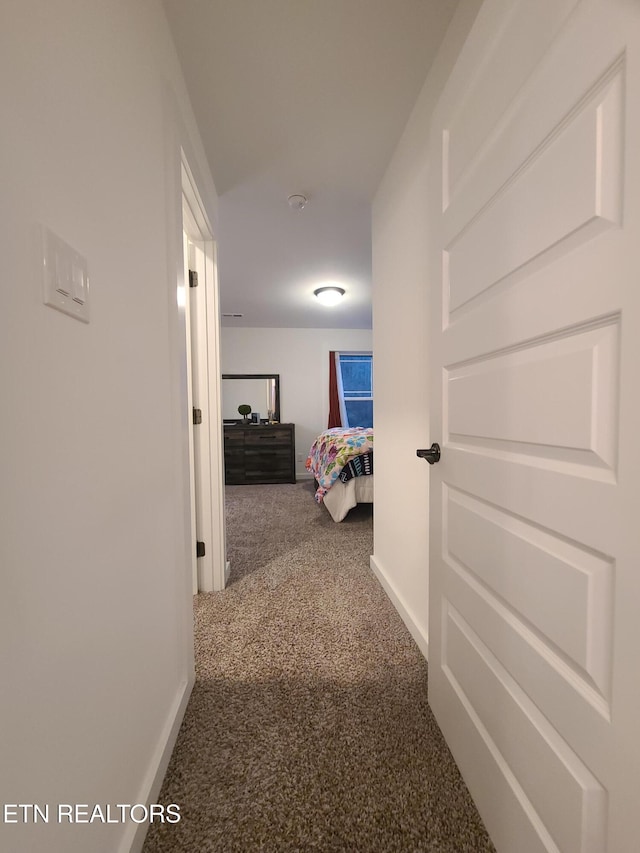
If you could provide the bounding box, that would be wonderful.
[336,352,373,428]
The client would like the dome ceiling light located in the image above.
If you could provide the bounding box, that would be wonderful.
[314,286,345,306]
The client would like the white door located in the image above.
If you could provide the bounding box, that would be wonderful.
[427,1,640,851]
[182,231,199,595]
[182,163,227,594]
[187,239,215,593]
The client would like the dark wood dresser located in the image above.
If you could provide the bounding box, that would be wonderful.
[223,423,296,485]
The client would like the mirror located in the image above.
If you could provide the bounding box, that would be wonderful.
[222,374,280,423]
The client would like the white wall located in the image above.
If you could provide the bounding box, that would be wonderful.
[0,3,216,852]
[370,1,483,657]
[221,327,373,477]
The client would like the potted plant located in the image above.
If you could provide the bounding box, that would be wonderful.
[238,404,252,425]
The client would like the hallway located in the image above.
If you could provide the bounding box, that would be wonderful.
[143,483,494,852]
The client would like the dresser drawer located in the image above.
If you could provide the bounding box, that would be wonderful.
[244,427,292,447]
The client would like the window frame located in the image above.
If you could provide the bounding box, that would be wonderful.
[335,350,373,428]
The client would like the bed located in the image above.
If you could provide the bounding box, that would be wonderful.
[305,427,373,522]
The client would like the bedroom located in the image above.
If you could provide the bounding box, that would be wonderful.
[220,329,373,522]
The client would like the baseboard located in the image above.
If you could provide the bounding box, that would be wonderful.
[296,471,314,481]
[225,560,231,584]
[120,674,194,853]
[369,554,429,660]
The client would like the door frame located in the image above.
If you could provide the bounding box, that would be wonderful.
[181,153,227,593]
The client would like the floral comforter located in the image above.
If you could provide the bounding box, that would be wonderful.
[305,427,374,502]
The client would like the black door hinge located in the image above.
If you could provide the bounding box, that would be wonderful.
[189,269,198,288]
[196,541,205,558]
[193,407,202,425]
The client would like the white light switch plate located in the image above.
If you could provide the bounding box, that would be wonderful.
[42,226,90,323]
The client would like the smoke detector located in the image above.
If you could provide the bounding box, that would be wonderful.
[287,194,308,211]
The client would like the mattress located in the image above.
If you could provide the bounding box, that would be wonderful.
[321,475,373,522]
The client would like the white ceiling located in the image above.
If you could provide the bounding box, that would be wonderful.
[162,0,460,328]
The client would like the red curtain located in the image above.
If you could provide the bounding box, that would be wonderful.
[328,351,342,428]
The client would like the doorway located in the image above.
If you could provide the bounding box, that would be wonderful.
[181,155,227,593]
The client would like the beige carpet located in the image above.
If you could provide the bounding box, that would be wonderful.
[143,481,495,852]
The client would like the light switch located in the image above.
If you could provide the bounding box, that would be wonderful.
[71,255,88,305]
[55,247,71,297]
[42,226,90,323]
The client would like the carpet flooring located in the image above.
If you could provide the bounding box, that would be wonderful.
[143,481,495,853]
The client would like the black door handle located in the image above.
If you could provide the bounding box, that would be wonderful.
[416,443,441,465]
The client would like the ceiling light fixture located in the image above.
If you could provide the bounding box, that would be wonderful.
[314,286,345,306]
[287,193,308,211]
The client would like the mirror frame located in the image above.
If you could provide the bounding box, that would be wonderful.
[222,373,281,424]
